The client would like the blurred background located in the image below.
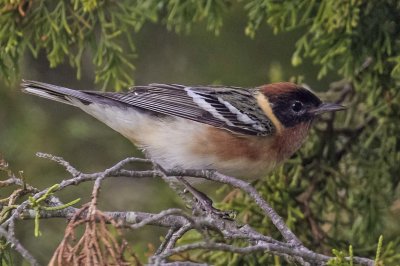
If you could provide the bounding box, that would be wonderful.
[0,13,332,263]
[1,1,399,265]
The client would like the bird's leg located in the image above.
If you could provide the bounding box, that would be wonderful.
[176,177,234,219]
[146,155,233,218]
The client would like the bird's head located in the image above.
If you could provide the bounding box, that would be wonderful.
[259,82,345,129]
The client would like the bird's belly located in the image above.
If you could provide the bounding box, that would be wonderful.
[136,118,279,179]
[79,104,280,179]
[190,126,280,179]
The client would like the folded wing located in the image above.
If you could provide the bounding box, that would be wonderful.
[98,84,274,136]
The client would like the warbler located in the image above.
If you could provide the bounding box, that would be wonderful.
[22,80,344,179]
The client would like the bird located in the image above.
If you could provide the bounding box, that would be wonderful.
[21,80,345,180]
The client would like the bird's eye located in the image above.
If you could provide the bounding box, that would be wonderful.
[291,101,303,113]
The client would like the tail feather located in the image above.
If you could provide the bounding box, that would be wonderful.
[21,80,93,106]
[21,80,148,141]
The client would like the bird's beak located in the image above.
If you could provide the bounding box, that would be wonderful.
[311,103,346,115]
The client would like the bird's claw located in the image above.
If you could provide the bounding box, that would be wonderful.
[200,204,236,220]
[178,176,236,219]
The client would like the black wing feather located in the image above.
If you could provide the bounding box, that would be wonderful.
[92,84,274,136]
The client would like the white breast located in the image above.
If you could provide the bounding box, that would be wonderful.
[77,102,213,168]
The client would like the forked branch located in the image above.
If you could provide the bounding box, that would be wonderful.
[0,153,374,265]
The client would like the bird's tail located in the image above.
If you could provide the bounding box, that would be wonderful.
[21,80,95,106]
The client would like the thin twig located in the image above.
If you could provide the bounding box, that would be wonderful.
[0,226,39,266]
[0,154,375,265]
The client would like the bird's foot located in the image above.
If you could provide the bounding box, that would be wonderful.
[192,192,235,220]
[177,177,235,219]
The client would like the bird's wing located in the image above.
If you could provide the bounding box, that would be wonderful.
[92,84,275,136]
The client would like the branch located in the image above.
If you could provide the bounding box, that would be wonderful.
[0,226,39,266]
[0,153,375,265]
[158,241,372,266]
[159,169,302,246]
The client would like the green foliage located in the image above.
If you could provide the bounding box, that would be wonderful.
[28,184,80,237]
[0,238,13,266]
[1,0,400,265]
[0,0,230,90]
[375,235,383,266]
[327,249,352,266]
[246,0,400,86]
